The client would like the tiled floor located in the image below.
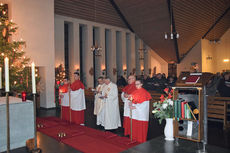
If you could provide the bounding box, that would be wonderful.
[3,100,230,153]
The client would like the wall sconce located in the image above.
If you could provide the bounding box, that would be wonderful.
[206,55,212,60]
[123,69,127,76]
[102,69,106,76]
[223,59,229,63]
[138,48,147,61]
[141,69,144,75]
[148,68,152,75]
[209,39,221,44]
[91,43,102,56]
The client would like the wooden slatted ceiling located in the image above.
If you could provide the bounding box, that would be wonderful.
[54,0,127,28]
[205,10,230,40]
[172,0,230,59]
[114,0,178,63]
[55,0,230,63]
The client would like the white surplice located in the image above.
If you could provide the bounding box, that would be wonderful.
[121,92,131,118]
[94,84,106,125]
[100,82,121,130]
[60,92,70,107]
[132,100,149,121]
[70,88,86,111]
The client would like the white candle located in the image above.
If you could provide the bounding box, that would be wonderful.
[31,62,36,94]
[4,57,9,92]
[0,67,2,89]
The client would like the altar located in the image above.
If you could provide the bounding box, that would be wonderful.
[0,96,34,152]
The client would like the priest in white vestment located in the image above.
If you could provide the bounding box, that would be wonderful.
[93,76,106,125]
[100,77,121,130]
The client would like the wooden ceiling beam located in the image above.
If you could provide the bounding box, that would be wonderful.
[109,0,134,32]
[202,6,230,39]
[168,0,180,63]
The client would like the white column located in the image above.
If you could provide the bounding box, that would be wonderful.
[130,33,135,75]
[121,31,127,78]
[110,29,117,82]
[116,31,122,76]
[100,27,106,76]
[144,44,149,75]
[135,37,141,75]
[140,40,144,75]
[54,17,64,67]
[83,24,93,88]
[69,22,80,82]
[94,27,101,81]
[105,29,112,79]
[126,33,131,76]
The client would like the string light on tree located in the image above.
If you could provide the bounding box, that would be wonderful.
[0,4,40,93]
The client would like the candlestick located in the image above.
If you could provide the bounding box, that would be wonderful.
[4,57,9,92]
[31,62,36,94]
[0,67,2,89]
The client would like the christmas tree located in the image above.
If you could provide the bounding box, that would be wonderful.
[55,64,66,107]
[0,4,38,94]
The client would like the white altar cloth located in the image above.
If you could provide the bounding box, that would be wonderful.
[0,96,34,152]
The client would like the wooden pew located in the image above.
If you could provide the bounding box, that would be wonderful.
[84,89,94,102]
[149,91,162,114]
[207,96,230,129]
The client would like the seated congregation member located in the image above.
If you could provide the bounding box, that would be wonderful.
[190,62,200,73]
[117,75,127,87]
[70,72,86,125]
[59,78,70,121]
[129,79,152,143]
[121,75,137,136]
[206,75,220,96]
[94,76,106,126]
[153,73,166,93]
[99,77,121,130]
[166,76,176,90]
[217,72,230,97]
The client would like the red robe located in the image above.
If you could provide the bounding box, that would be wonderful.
[59,84,70,121]
[131,88,152,104]
[122,82,137,94]
[129,88,152,143]
[59,84,69,93]
[122,83,137,136]
[70,80,85,124]
[70,80,85,91]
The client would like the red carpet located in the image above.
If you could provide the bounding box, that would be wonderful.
[37,117,140,153]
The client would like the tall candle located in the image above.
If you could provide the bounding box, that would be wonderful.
[31,62,36,94]
[4,57,9,92]
[0,67,2,89]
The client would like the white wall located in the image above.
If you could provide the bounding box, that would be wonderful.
[177,41,202,76]
[150,49,168,76]
[214,28,230,72]
[201,39,215,73]
[6,0,55,108]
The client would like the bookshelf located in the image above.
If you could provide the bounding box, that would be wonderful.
[172,72,212,142]
[173,86,203,142]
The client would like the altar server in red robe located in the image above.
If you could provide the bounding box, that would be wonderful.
[129,79,152,143]
[70,72,86,125]
[59,78,70,121]
[121,75,137,136]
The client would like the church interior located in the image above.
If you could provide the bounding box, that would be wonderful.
[0,0,230,153]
